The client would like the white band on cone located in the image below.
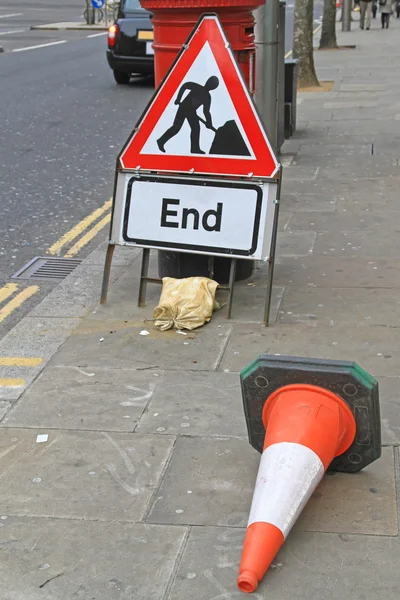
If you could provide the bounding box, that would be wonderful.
[247,441,324,538]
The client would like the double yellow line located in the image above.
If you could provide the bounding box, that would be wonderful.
[0,283,39,326]
[0,285,42,388]
[0,356,43,388]
[47,198,112,257]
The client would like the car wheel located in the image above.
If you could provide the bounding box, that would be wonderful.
[113,70,130,85]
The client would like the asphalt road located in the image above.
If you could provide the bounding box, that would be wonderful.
[0,0,325,340]
[0,1,154,338]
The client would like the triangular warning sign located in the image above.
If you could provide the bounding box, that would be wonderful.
[119,14,279,179]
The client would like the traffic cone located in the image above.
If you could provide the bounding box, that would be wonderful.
[237,384,356,594]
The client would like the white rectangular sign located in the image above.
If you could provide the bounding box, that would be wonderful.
[111,174,277,260]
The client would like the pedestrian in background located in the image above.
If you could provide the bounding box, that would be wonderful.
[360,0,373,28]
[372,0,378,17]
[379,0,392,28]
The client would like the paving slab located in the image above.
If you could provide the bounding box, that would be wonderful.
[280,192,338,212]
[317,164,400,180]
[147,438,397,535]
[279,287,400,327]
[314,230,400,258]
[279,167,319,180]
[323,101,378,109]
[214,283,284,324]
[330,107,397,121]
[291,125,330,139]
[276,231,316,257]
[167,527,400,600]
[328,121,397,135]
[282,177,383,198]
[49,318,232,371]
[0,429,174,522]
[137,371,246,438]
[219,323,400,377]
[0,518,186,600]
[1,367,164,432]
[296,143,372,156]
[286,209,388,232]
[378,377,400,445]
[274,257,400,289]
[339,83,388,92]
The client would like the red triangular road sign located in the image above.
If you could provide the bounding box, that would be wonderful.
[119,14,279,179]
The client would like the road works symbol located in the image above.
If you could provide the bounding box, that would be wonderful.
[119,14,279,178]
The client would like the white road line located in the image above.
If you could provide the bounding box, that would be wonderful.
[0,29,25,36]
[0,13,23,19]
[12,40,67,53]
[87,32,108,38]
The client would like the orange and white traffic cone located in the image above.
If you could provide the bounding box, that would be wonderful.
[237,384,356,594]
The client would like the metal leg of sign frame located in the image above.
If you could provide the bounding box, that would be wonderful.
[226,258,237,319]
[213,257,237,320]
[100,243,115,305]
[136,249,237,318]
[264,170,283,326]
[137,248,163,307]
[101,243,239,317]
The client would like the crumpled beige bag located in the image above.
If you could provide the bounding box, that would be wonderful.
[154,276,221,331]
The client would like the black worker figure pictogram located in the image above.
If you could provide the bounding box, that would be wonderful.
[157,76,251,157]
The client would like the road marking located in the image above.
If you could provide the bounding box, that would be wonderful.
[0,283,18,304]
[0,29,25,36]
[0,357,43,367]
[285,24,322,59]
[87,32,108,38]
[0,13,23,19]
[0,286,39,324]
[65,213,112,257]
[0,378,25,387]
[0,378,25,388]
[13,40,67,53]
[47,198,112,256]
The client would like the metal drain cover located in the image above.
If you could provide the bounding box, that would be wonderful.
[12,257,82,280]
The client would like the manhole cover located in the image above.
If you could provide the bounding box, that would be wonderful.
[12,257,82,280]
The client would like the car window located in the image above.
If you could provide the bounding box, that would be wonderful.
[122,0,144,10]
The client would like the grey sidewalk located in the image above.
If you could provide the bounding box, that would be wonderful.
[1,21,400,600]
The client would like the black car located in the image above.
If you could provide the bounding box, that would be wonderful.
[107,0,154,84]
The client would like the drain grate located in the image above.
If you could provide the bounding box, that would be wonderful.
[12,257,82,280]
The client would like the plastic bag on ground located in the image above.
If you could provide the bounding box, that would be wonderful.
[154,276,221,331]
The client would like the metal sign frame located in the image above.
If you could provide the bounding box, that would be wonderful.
[100,12,282,325]
[100,167,282,325]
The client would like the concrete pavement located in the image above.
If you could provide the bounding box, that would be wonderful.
[1,20,400,600]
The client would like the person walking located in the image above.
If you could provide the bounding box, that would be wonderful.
[379,0,392,28]
[372,0,378,17]
[360,0,373,29]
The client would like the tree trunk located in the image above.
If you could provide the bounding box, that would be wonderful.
[293,0,320,88]
[319,0,339,48]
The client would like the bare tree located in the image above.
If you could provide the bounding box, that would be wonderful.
[293,0,320,88]
[319,0,339,49]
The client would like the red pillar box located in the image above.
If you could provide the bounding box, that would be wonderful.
[140,0,266,91]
